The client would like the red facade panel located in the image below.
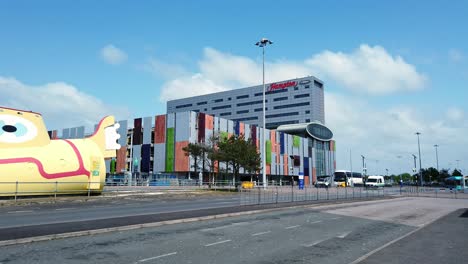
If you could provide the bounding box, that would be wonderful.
[116,146,127,173]
[175,141,189,171]
[154,115,166,144]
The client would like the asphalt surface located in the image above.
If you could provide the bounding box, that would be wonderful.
[360,208,468,264]
[0,197,466,264]
[0,194,387,241]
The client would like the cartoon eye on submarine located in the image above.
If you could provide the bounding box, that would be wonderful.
[0,106,121,196]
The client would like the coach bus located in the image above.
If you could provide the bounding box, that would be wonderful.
[333,170,364,187]
[444,176,463,191]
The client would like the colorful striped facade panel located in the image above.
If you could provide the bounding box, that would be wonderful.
[141,144,151,173]
[175,111,190,142]
[143,117,152,144]
[133,118,142,145]
[154,115,166,144]
[190,112,198,143]
[116,146,127,173]
[175,141,189,171]
[153,144,165,172]
[117,120,128,145]
[283,155,289,175]
[198,113,206,142]
[165,127,175,172]
[239,122,245,136]
[205,114,214,130]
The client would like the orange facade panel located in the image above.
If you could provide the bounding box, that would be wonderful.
[239,123,245,136]
[305,176,310,186]
[270,131,276,153]
[283,154,288,175]
[154,115,166,144]
[116,146,127,173]
[266,164,271,175]
[205,114,214,130]
[312,167,317,184]
[175,141,189,171]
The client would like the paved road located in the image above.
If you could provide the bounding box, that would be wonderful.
[0,195,241,229]
[0,197,466,264]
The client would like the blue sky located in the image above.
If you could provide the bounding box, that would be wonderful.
[1,1,467,174]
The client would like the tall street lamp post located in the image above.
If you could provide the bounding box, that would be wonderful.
[434,144,439,172]
[256,38,273,188]
[412,154,417,184]
[415,132,423,186]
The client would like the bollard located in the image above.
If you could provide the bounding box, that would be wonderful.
[316,186,319,201]
[54,181,58,201]
[15,181,18,202]
[276,186,279,204]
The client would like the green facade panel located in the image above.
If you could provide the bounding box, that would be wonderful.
[266,140,272,165]
[165,128,175,172]
[293,135,300,148]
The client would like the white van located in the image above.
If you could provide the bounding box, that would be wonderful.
[366,175,385,188]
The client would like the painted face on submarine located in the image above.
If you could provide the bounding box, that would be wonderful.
[0,106,120,194]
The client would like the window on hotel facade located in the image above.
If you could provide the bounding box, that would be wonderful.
[175,103,192,109]
[254,107,267,112]
[266,112,299,119]
[305,85,310,89]
[197,101,207,105]
[294,93,310,99]
[294,87,299,91]
[273,102,310,110]
[220,112,231,116]
[236,95,249,99]
[233,116,258,122]
[214,99,223,103]
[237,110,249,114]
[237,100,267,107]
[305,119,310,122]
[273,96,288,101]
[305,110,310,114]
[212,105,231,110]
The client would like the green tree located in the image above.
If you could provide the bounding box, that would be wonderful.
[452,169,463,176]
[422,167,440,183]
[182,143,205,177]
[217,134,261,185]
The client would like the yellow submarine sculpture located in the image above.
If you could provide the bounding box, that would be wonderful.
[0,106,120,196]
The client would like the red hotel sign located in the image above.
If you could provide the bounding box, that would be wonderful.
[269,81,297,91]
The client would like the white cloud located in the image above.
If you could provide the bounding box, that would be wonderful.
[448,49,463,63]
[325,92,468,174]
[155,45,426,101]
[306,45,427,95]
[100,44,128,65]
[160,74,228,101]
[446,107,464,121]
[0,76,131,130]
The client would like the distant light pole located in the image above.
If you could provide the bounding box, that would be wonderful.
[434,144,439,172]
[256,38,273,188]
[412,154,417,184]
[397,155,403,183]
[415,132,423,186]
[361,155,366,176]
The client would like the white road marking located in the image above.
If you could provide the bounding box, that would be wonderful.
[337,231,351,238]
[7,210,33,214]
[136,252,177,262]
[251,231,271,236]
[330,217,342,220]
[304,239,326,247]
[310,220,322,224]
[55,208,75,211]
[285,225,300,229]
[204,240,232,247]
[201,221,254,232]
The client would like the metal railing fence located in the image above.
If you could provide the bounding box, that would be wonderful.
[240,185,385,206]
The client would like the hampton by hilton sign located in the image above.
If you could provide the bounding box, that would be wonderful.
[268,81,297,91]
